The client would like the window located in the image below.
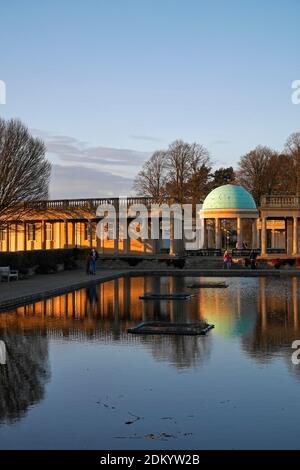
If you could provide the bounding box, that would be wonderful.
[45,223,53,241]
[28,223,36,241]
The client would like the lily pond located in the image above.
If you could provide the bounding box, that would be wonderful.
[0,275,300,450]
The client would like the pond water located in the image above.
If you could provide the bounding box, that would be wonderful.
[0,275,300,450]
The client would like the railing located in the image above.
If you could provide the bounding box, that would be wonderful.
[187,249,222,257]
[23,196,163,211]
[260,195,300,208]
[232,249,261,257]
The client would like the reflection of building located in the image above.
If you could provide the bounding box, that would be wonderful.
[141,335,212,370]
[0,277,213,370]
[1,185,300,257]
[2,275,300,373]
[241,277,300,365]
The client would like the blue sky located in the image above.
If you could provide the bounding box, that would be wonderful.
[1,0,300,197]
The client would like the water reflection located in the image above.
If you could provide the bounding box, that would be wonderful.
[0,332,49,424]
[0,275,300,375]
[2,275,300,448]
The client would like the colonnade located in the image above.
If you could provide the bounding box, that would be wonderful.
[203,217,259,250]
[0,216,185,256]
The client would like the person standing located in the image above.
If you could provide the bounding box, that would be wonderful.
[223,250,231,269]
[249,250,257,269]
[89,248,99,275]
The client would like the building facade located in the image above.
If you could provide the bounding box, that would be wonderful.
[1,185,300,257]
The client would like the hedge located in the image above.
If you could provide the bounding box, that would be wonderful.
[0,248,89,275]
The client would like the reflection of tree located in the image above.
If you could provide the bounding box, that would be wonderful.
[140,335,212,370]
[0,332,50,423]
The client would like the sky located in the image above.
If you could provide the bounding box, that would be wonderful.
[0,0,300,198]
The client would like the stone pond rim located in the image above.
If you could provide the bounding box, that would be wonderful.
[202,184,257,210]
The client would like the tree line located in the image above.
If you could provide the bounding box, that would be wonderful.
[133,133,300,205]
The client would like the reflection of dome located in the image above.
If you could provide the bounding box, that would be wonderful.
[202,184,256,210]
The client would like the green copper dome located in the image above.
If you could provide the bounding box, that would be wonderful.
[202,184,256,210]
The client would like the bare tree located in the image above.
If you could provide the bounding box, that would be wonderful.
[133,140,212,204]
[236,146,282,205]
[164,140,192,203]
[133,150,167,200]
[185,143,212,205]
[165,140,211,203]
[0,118,51,221]
[285,132,300,195]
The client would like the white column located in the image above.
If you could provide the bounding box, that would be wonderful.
[15,222,18,251]
[215,218,221,249]
[6,223,10,252]
[271,229,275,249]
[293,216,298,255]
[251,220,258,249]
[23,222,27,251]
[237,217,243,249]
[169,214,174,256]
[88,220,93,248]
[261,217,267,255]
[203,219,208,249]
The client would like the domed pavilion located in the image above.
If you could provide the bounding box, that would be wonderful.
[200,184,259,250]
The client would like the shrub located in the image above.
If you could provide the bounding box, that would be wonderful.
[0,248,85,275]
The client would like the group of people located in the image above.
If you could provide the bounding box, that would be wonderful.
[223,249,258,269]
[86,248,99,275]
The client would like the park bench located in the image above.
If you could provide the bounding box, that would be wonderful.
[0,266,19,282]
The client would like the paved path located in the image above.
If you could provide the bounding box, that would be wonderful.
[1,267,300,311]
[0,269,127,311]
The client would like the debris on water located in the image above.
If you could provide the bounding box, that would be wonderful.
[114,431,192,440]
[145,432,176,440]
[125,412,143,425]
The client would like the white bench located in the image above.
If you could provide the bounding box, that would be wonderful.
[0,266,19,282]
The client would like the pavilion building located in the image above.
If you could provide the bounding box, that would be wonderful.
[0,185,299,258]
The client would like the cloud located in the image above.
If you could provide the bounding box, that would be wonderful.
[31,129,150,170]
[31,129,151,198]
[50,164,134,199]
